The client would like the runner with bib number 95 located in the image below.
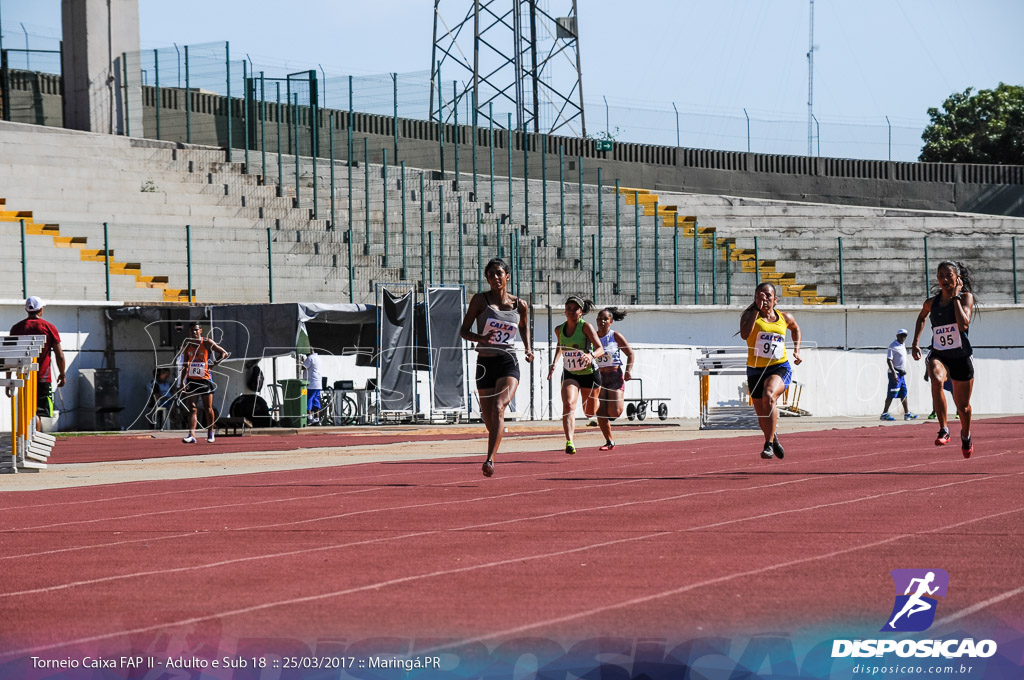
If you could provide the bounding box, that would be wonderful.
[911,261,977,458]
[739,282,802,461]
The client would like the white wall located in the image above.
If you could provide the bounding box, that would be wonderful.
[2,300,1022,432]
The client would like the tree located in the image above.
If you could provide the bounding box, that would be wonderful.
[919,83,1024,164]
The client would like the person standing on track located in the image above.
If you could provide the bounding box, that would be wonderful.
[177,321,230,444]
[592,307,635,451]
[8,297,66,429]
[459,258,534,477]
[911,261,976,457]
[548,295,605,456]
[880,329,918,421]
[740,282,802,460]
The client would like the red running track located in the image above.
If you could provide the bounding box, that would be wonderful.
[1,418,1022,662]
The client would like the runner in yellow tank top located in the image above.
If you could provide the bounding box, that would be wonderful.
[739,282,802,460]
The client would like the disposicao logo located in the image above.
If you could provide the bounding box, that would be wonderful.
[881,568,949,632]
[831,569,998,659]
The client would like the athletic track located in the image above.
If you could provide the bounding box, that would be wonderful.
[1,418,1021,672]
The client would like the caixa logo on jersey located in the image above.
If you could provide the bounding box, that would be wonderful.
[831,569,998,659]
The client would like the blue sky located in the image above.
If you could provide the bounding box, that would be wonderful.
[3,0,1022,161]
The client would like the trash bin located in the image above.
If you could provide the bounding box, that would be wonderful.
[279,378,308,427]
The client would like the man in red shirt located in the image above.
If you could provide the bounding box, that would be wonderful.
[9,296,67,421]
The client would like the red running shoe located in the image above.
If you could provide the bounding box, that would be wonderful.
[935,429,951,446]
[482,459,495,477]
[961,437,973,459]
[599,441,615,451]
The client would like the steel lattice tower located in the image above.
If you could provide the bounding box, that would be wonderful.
[430,0,585,136]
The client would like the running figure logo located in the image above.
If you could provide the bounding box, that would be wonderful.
[881,569,949,632]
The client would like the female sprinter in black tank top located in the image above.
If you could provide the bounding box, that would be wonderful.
[459,258,534,477]
[911,261,977,457]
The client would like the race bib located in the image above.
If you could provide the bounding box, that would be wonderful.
[933,324,962,350]
[187,361,206,378]
[754,332,785,360]
[595,349,619,367]
[562,349,590,372]
[482,318,517,345]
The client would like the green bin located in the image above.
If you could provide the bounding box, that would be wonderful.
[279,379,308,427]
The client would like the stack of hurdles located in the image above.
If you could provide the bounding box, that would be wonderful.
[0,335,56,472]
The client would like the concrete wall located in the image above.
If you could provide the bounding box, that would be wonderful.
[2,300,1021,433]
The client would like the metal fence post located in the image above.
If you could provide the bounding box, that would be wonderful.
[243,60,249,170]
[634,192,640,301]
[267,227,274,303]
[838,236,845,304]
[421,173,427,288]
[923,236,930,297]
[472,90,478,199]
[615,180,621,292]
[122,52,129,136]
[458,194,464,284]
[1013,236,1019,304]
[401,161,407,276]
[693,220,699,305]
[364,137,370,254]
[541,133,547,246]
[439,184,445,285]
[489,102,494,210]
[577,156,583,270]
[453,81,459,191]
[653,200,659,305]
[477,208,483,290]
[224,42,231,161]
[276,83,282,197]
[428,231,434,287]
[260,73,267,182]
[103,222,110,301]
[597,167,603,281]
[392,73,399,164]
[19,218,29,296]
[673,214,679,305]
[437,61,444,177]
[184,45,190,143]
[507,113,513,223]
[329,111,335,230]
[293,93,300,207]
[711,235,717,305]
[154,49,160,140]
[754,236,760,282]
[591,234,597,300]
[559,144,565,254]
[726,241,732,304]
[186,224,193,304]
[382,148,389,268]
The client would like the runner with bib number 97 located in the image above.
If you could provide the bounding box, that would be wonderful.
[911,261,976,457]
[739,282,802,460]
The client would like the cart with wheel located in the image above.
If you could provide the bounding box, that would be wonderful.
[623,378,671,421]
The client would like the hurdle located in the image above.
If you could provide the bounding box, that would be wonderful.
[1,335,56,472]
[695,346,759,430]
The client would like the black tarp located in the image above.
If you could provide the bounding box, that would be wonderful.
[426,287,466,411]
[299,303,378,365]
[378,289,415,413]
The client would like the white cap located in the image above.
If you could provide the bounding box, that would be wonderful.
[25,296,43,313]
[897,328,908,336]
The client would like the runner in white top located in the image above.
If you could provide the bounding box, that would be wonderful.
[592,307,634,450]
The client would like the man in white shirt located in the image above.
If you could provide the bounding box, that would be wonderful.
[301,350,324,424]
[881,329,918,421]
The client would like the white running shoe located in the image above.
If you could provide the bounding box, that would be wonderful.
[182,435,197,444]
[206,431,216,443]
